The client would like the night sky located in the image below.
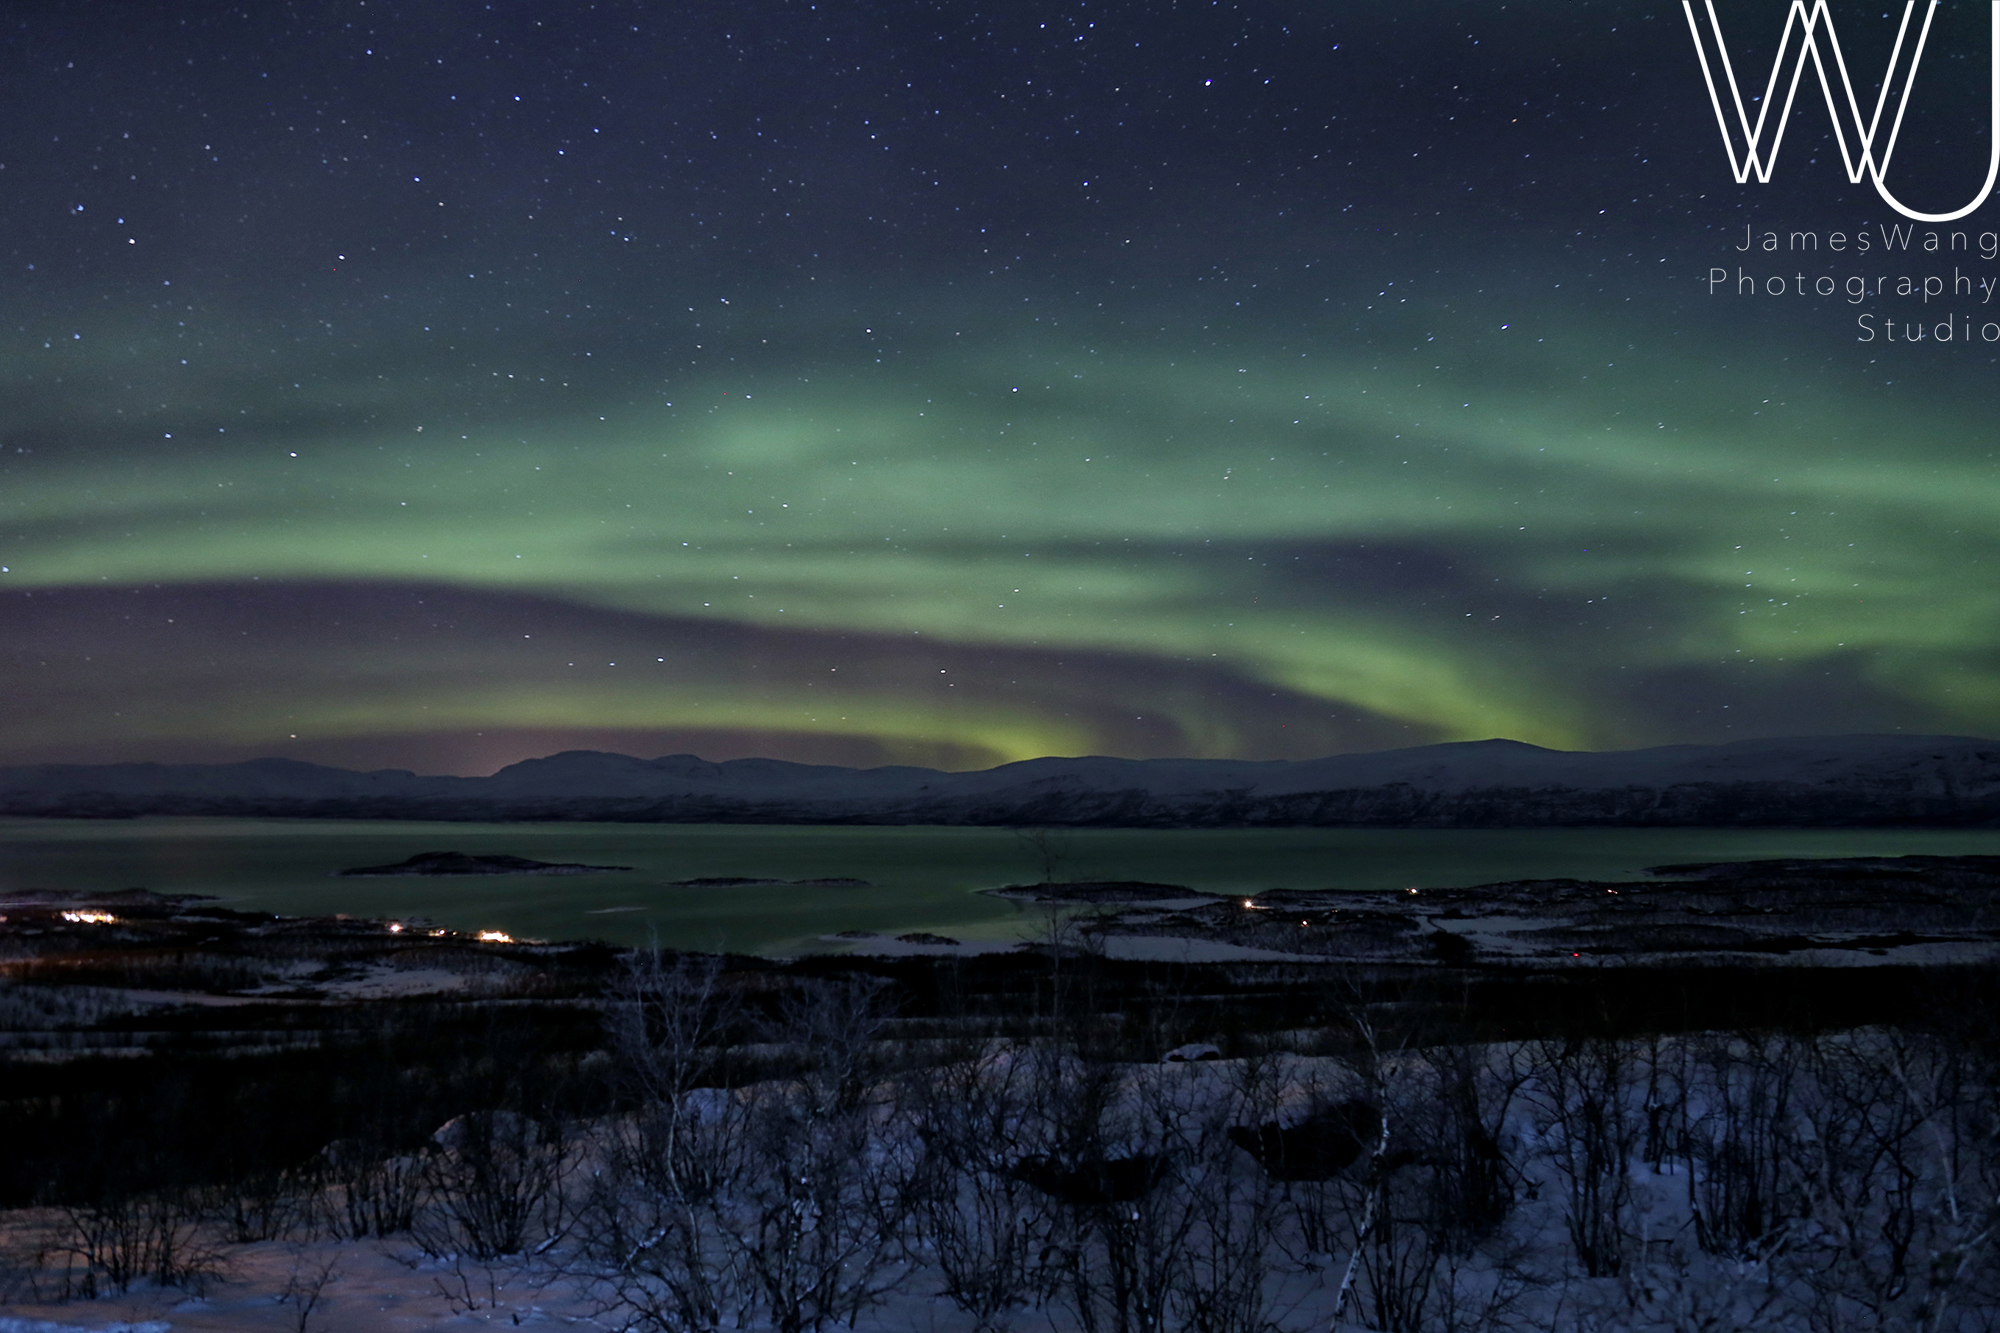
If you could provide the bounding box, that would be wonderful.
[5,0,2000,775]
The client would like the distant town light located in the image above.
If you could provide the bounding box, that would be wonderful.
[61,910,115,924]
[476,930,514,943]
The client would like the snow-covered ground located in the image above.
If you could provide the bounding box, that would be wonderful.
[2,1024,1992,1333]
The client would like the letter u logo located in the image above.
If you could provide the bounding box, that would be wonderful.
[1685,0,2000,222]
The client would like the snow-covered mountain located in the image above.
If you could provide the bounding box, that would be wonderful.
[4,734,2000,826]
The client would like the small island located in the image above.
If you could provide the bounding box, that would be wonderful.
[335,850,633,877]
[987,880,1208,903]
[666,876,873,887]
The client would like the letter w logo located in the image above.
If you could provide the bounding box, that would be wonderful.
[1684,0,2000,221]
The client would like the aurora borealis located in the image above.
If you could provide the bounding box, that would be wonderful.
[5,1,2000,775]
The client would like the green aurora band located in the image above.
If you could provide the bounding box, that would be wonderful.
[3,282,1990,772]
[6,0,1999,774]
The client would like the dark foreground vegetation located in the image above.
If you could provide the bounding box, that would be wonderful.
[1,862,1998,1331]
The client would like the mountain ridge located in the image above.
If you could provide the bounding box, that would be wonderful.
[3,733,2000,827]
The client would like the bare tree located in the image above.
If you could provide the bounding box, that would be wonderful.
[1013,826,1077,884]
[43,1186,224,1299]
[724,977,917,1333]
[207,1166,318,1245]
[416,1108,573,1261]
[1025,1059,1192,1333]
[907,1044,1060,1330]
[1171,1142,1284,1333]
[1422,1043,1528,1255]
[1788,1025,1999,1333]
[1345,1043,1540,1333]
[1525,1037,1638,1279]
[1315,1018,1393,1330]
[318,1138,429,1240]
[278,1245,342,1333]
[1167,1055,1302,1333]
[1682,1033,1806,1261]
[576,948,753,1333]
